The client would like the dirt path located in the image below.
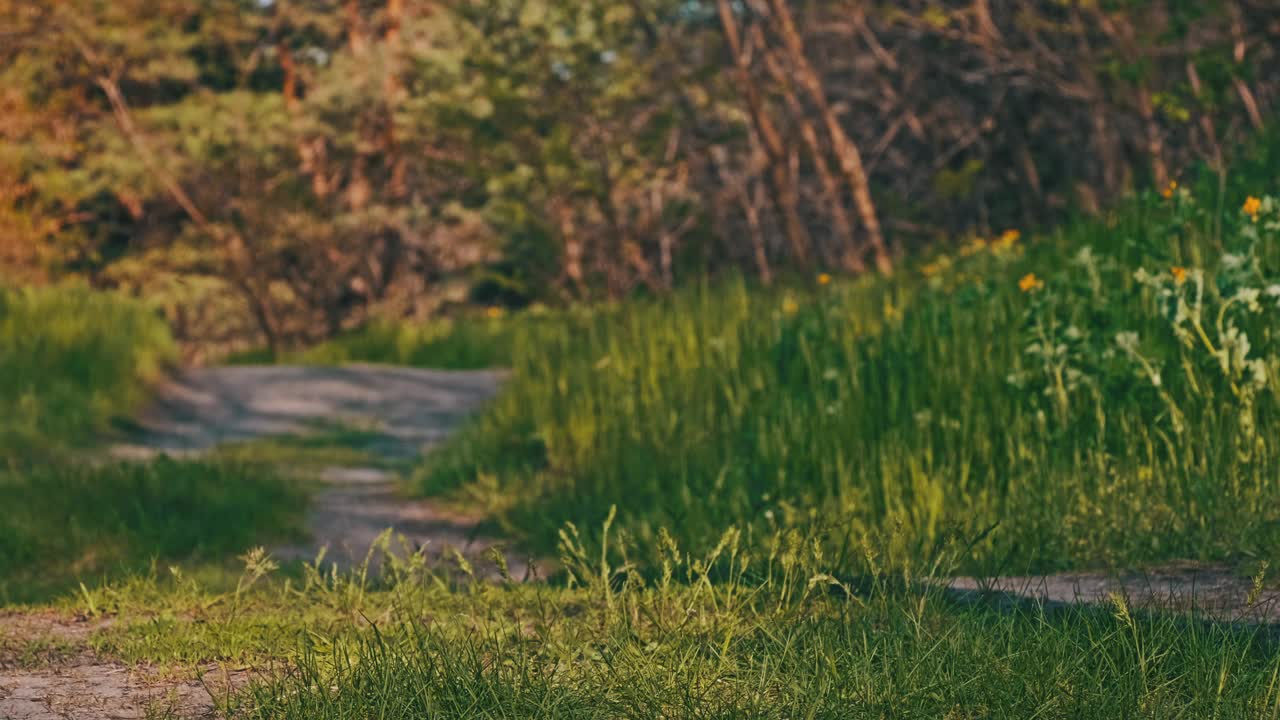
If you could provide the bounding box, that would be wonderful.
[110,364,532,574]
[949,562,1280,624]
[0,612,245,720]
[111,364,505,460]
[2,365,518,720]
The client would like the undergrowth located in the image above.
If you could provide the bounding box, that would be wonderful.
[0,284,306,604]
[418,141,1280,576]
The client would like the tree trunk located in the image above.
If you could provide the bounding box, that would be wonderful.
[764,0,891,275]
[759,35,864,272]
[715,0,812,268]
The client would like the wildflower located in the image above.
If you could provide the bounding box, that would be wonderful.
[958,238,987,257]
[921,261,943,278]
[781,297,799,315]
[485,306,505,319]
[1018,272,1044,293]
[992,229,1022,253]
[1243,196,1262,220]
[817,273,831,286]
[1161,181,1177,199]
[1170,266,1187,285]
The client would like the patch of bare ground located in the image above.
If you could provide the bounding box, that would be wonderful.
[949,561,1280,624]
[0,612,248,720]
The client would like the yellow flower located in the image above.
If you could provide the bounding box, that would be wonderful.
[485,306,505,319]
[1161,181,1178,199]
[958,238,987,257]
[817,273,832,286]
[1243,196,1262,220]
[993,229,1022,252]
[1170,266,1187,285]
[781,297,799,315]
[1018,273,1044,293]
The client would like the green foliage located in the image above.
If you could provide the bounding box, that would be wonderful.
[0,284,175,455]
[0,459,305,604]
[228,315,525,370]
[0,284,304,605]
[419,147,1280,575]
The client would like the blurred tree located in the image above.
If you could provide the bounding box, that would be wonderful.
[1,0,1276,353]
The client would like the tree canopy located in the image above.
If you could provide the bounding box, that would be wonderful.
[3,0,1277,354]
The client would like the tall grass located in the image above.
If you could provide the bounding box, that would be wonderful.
[226,315,531,369]
[0,285,305,604]
[0,459,306,604]
[0,284,175,454]
[420,144,1280,575]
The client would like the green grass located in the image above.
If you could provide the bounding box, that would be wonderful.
[27,526,1280,719]
[243,591,1280,719]
[0,458,307,604]
[419,143,1280,577]
[0,284,307,604]
[225,314,532,369]
[8,140,1280,719]
[210,420,402,470]
[0,284,176,456]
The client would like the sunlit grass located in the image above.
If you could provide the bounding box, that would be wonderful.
[225,314,530,369]
[418,150,1280,577]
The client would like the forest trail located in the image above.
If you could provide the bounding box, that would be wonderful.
[1,365,535,720]
[110,364,532,575]
[111,365,504,461]
[7,367,1280,718]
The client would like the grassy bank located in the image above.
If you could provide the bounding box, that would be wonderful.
[225,314,530,369]
[0,284,175,455]
[0,285,306,603]
[0,459,305,604]
[418,150,1280,576]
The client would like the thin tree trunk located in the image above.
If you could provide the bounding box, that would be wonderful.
[278,43,299,111]
[759,35,864,272]
[716,0,812,267]
[345,0,366,54]
[384,0,406,198]
[764,0,891,275]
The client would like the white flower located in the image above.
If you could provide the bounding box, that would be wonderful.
[1234,288,1262,312]
[1222,253,1247,271]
